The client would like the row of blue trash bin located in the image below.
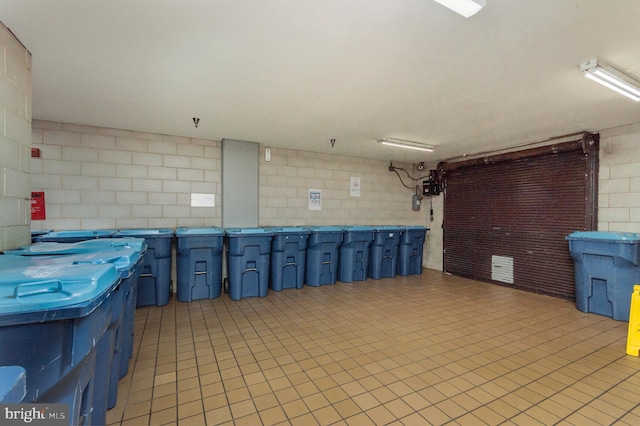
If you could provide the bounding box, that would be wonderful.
[0,237,147,425]
[199,225,428,302]
[0,225,427,423]
[31,226,429,305]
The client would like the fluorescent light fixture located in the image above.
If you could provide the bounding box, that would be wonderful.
[378,138,434,152]
[433,0,486,18]
[580,58,640,102]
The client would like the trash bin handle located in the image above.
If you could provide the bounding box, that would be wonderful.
[13,280,65,298]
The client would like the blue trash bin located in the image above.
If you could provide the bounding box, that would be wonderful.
[1,245,142,424]
[270,227,311,291]
[305,227,344,286]
[225,228,274,301]
[58,248,143,417]
[0,257,119,426]
[369,226,404,280]
[397,226,429,276]
[176,227,224,302]
[566,231,640,321]
[3,239,147,385]
[0,366,26,403]
[34,229,117,243]
[339,226,375,283]
[114,229,174,307]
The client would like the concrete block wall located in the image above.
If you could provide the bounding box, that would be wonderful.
[31,121,437,268]
[599,122,640,233]
[31,120,221,231]
[0,22,32,251]
[258,146,432,227]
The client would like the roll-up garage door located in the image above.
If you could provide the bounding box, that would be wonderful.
[440,134,599,300]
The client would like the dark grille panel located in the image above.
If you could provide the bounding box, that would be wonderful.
[442,138,598,300]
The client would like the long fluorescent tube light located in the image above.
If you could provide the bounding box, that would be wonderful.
[580,58,640,102]
[433,0,486,18]
[378,138,434,152]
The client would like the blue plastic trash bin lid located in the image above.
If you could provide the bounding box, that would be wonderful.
[306,226,344,245]
[0,262,119,325]
[341,225,374,231]
[0,255,34,269]
[341,226,375,245]
[114,228,174,238]
[22,248,141,280]
[74,238,148,254]
[225,228,275,236]
[271,227,311,235]
[566,231,640,242]
[307,226,343,232]
[34,229,117,242]
[0,366,26,403]
[176,227,225,236]
[3,238,147,256]
[373,225,404,232]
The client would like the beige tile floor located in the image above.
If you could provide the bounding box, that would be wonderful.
[106,269,640,426]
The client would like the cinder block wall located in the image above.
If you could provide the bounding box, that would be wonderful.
[31,120,438,268]
[598,122,640,232]
[0,23,32,251]
[27,118,640,269]
[31,121,221,231]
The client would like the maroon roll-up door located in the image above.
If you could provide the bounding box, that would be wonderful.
[441,134,599,300]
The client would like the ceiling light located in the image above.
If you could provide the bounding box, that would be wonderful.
[433,0,486,18]
[580,58,640,102]
[378,138,434,152]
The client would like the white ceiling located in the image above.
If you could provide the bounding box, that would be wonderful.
[1,0,639,164]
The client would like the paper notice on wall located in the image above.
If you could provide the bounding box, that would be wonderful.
[350,177,361,197]
[191,193,215,207]
[308,189,322,210]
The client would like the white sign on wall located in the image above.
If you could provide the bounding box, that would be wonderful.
[191,193,215,207]
[308,189,322,210]
[350,177,361,197]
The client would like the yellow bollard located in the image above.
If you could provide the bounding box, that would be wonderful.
[626,285,640,356]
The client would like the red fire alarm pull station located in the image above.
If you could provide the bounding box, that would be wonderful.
[31,191,46,220]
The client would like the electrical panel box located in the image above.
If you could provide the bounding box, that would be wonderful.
[423,170,440,196]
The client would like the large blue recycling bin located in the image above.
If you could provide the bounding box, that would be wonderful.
[566,231,640,321]
[34,229,117,243]
[270,227,311,291]
[225,228,274,301]
[0,246,141,424]
[0,366,26,403]
[339,226,375,283]
[48,247,143,419]
[0,257,119,426]
[4,238,147,382]
[114,229,174,306]
[176,227,224,302]
[369,226,404,280]
[397,226,429,276]
[305,227,344,286]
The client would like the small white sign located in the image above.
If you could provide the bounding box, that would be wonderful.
[350,177,361,197]
[191,193,215,207]
[308,189,322,210]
